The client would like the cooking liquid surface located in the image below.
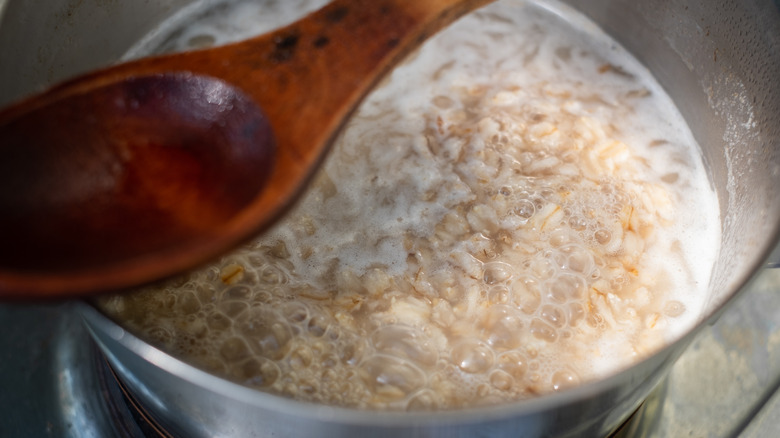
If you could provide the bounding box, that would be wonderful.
[98,0,721,410]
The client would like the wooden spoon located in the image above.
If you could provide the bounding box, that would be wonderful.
[0,0,493,299]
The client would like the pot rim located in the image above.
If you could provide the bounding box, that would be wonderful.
[70,0,780,428]
[74,240,775,430]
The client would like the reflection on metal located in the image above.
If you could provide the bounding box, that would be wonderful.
[767,243,780,268]
[613,381,667,438]
[2,265,780,437]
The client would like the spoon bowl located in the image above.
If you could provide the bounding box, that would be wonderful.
[0,74,273,294]
[0,0,492,298]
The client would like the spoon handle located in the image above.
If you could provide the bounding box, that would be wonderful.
[0,0,493,298]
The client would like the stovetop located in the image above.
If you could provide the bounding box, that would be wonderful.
[2,247,780,438]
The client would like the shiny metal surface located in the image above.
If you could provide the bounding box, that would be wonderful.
[0,302,146,437]
[82,301,671,437]
[2,264,780,437]
[0,0,192,105]
[629,267,780,438]
[1,0,779,436]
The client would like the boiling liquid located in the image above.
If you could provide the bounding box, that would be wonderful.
[99,0,721,410]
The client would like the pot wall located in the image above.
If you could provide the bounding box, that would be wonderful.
[567,0,780,313]
[80,302,683,437]
[0,0,192,105]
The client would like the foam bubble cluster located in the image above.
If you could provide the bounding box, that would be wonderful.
[97,0,720,411]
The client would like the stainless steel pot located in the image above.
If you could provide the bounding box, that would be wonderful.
[2,0,779,436]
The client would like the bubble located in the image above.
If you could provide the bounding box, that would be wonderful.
[219,337,250,362]
[513,277,542,314]
[497,351,528,379]
[547,251,568,269]
[482,304,525,350]
[222,285,252,301]
[609,273,628,291]
[360,354,426,401]
[219,301,249,318]
[307,314,331,337]
[289,345,314,370]
[568,302,585,326]
[338,341,364,366]
[452,340,495,374]
[248,254,266,268]
[265,240,291,259]
[586,312,606,330]
[206,312,232,330]
[406,389,442,411]
[488,285,511,305]
[490,369,514,391]
[568,215,588,231]
[320,367,338,383]
[283,301,310,323]
[321,353,338,368]
[194,284,217,303]
[607,204,622,215]
[549,229,570,247]
[238,310,292,360]
[530,258,556,280]
[252,290,273,304]
[663,300,686,317]
[540,304,566,328]
[595,229,612,245]
[174,291,200,315]
[259,265,287,285]
[530,318,558,342]
[477,383,491,398]
[614,190,630,205]
[483,261,514,284]
[297,377,320,396]
[547,281,568,303]
[146,326,173,346]
[234,357,280,388]
[548,273,587,302]
[185,316,208,339]
[560,244,594,274]
[372,324,438,366]
[540,187,556,200]
[513,199,536,219]
[552,368,580,391]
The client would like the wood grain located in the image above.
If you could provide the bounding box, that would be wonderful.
[0,0,493,298]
